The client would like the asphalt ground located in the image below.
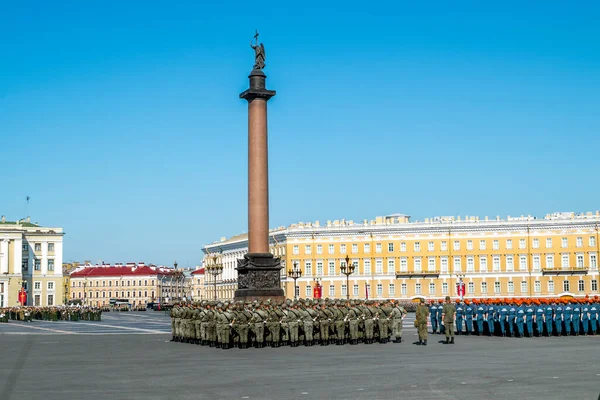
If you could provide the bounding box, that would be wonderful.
[0,312,599,400]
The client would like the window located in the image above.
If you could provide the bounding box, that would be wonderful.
[48,259,54,271]
[590,236,596,247]
[388,243,394,252]
[508,281,514,293]
[479,256,488,272]
[34,243,41,252]
[375,259,383,274]
[22,243,28,252]
[328,244,335,254]
[520,281,527,293]
[563,280,570,292]
[441,241,447,251]
[340,244,347,254]
[414,242,421,252]
[293,245,299,255]
[479,240,486,250]
[546,238,552,248]
[317,245,323,254]
[494,281,500,294]
[548,281,554,293]
[376,284,383,296]
[364,260,371,274]
[329,285,335,297]
[492,256,500,272]
[468,282,474,294]
[389,284,395,295]
[440,257,448,273]
[453,256,461,272]
[47,294,54,306]
[532,238,539,249]
[304,261,312,276]
[48,243,54,252]
[401,283,407,295]
[48,282,54,290]
[519,256,527,271]
[34,282,41,290]
[467,257,474,272]
[533,255,541,271]
[306,285,312,297]
[34,259,41,271]
[576,237,583,248]
[363,243,370,253]
[561,237,568,248]
[328,261,335,276]
[591,254,597,269]
[546,254,554,269]
[305,245,312,255]
[519,239,526,249]
[506,239,513,250]
[561,254,570,269]
[127,280,131,286]
[577,254,584,268]
[316,261,323,276]
[387,259,395,274]
[504,256,512,272]
[428,241,434,251]
[442,282,448,294]
[429,283,435,295]
[591,280,598,291]
[414,257,422,272]
[453,240,460,251]
[376,243,382,253]
[481,282,488,294]
[493,240,499,250]
[467,240,473,250]
[400,242,406,252]
[428,257,436,271]
[353,284,359,296]
[415,283,421,295]
[351,244,358,254]
[578,280,584,292]
[534,281,541,293]
[399,258,407,272]
[144,290,147,297]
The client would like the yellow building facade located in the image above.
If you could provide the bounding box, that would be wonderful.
[202,212,600,301]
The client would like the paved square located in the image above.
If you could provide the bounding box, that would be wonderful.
[0,312,598,400]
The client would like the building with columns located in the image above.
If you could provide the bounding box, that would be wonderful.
[202,211,600,301]
[0,216,64,307]
[70,263,184,306]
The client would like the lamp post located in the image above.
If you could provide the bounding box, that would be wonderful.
[206,254,223,300]
[287,261,302,300]
[340,255,356,300]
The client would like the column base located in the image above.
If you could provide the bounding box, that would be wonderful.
[234,253,284,302]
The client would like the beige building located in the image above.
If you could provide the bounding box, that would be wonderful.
[191,268,205,301]
[70,263,183,306]
[202,211,600,301]
[0,216,64,307]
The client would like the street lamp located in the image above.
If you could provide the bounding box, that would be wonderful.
[340,255,356,300]
[205,254,223,300]
[287,261,302,300]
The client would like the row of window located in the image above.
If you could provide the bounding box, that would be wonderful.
[21,259,55,272]
[292,236,598,255]
[29,281,55,290]
[74,290,155,299]
[295,253,598,275]
[24,243,55,252]
[72,279,156,288]
[304,279,599,298]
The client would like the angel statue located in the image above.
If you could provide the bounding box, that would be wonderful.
[251,30,266,70]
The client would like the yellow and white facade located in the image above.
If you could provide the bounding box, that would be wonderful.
[202,211,600,301]
[0,216,64,307]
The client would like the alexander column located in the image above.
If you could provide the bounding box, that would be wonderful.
[235,32,284,301]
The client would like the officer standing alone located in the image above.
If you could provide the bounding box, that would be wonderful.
[441,296,456,344]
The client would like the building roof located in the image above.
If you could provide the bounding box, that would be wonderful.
[71,264,174,278]
[191,268,205,275]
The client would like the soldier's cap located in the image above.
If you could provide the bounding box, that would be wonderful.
[420,298,425,303]
[445,296,451,301]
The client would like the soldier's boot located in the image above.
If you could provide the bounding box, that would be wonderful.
[416,340,422,345]
[398,337,402,343]
[445,338,449,344]
[170,336,176,342]
[450,337,455,344]
[423,340,427,346]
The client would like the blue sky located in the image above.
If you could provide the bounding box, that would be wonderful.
[1,1,599,267]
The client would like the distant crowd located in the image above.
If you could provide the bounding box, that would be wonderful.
[0,306,103,322]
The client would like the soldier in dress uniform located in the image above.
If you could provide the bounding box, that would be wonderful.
[535,300,545,337]
[455,300,465,335]
[475,301,486,336]
[516,301,526,338]
[464,300,475,335]
[581,301,590,335]
[554,300,564,336]
[572,301,581,336]
[589,300,598,335]
[544,301,555,337]
[486,301,496,336]
[498,301,508,337]
[429,301,438,334]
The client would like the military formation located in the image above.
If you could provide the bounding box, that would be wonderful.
[170,298,407,349]
[0,306,103,322]
[431,297,599,337]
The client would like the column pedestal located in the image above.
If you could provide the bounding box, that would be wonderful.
[235,253,284,302]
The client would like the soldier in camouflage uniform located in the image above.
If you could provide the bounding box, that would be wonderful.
[391,300,406,343]
[415,298,430,346]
